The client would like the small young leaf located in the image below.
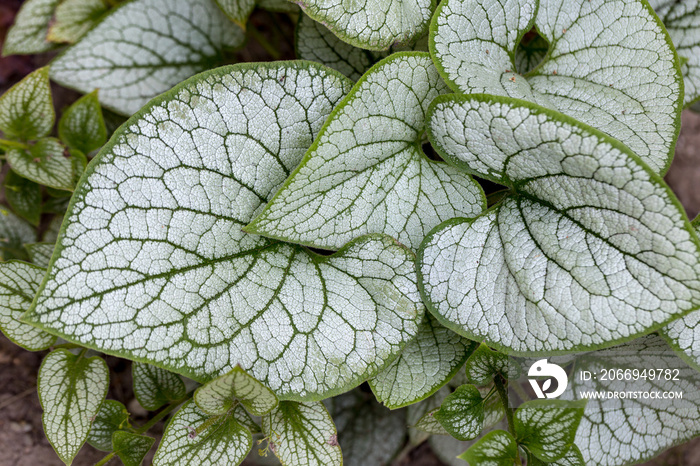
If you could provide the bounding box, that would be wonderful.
[195,366,278,416]
[649,0,700,106]
[49,0,246,115]
[514,399,586,462]
[246,52,485,251]
[112,431,155,466]
[47,0,110,44]
[296,0,434,50]
[325,390,406,466]
[370,313,478,409]
[2,0,60,56]
[38,349,109,465]
[25,242,55,268]
[4,170,41,226]
[262,401,341,466]
[413,407,449,435]
[0,261,55,351]
[214,0,255,29]
[430,0,683,173]
[0,208,36,261]
[153,400,252,466]
[58,90,107,154]
[0,67,54,141]
[422,95,700,354]
[457,429,518,466]
[132,362,186,411]
[465,344,520,386]
[7,138,75,191]
[87,399,131,452]
[434,384,484,441]
[527,444,584,466]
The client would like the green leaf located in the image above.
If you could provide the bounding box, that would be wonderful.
[246,52,485,251]
[434,384,484,441]
[153,399,252,466]
[568,334,700,465]
[113,431,155,466]
[87,399,131,452]
[195,366,277,416]
[413,407,448,436]
[649,0,700,106]
[262,401,341,466]
[47,0,110,44]
[132,362,187,411]
[214,0,255,29]
[527,444,584,466]
[0,208,36,261]
[296,0,434,50]
[0,67,54,141]
[38,349,109,465]
[429,0,683,174]
[421,94,700,355]
[42,214,63,243]
[1,0,60,56]
[0,261,56,350]
[25,242,55,268]
[457,429,518,466]
[49,0,246,116]
[325,390,406,466]
[514,399,586,462]
[370,313,478,409]
[7,138,75,191]
[4,170,41,226]
[514,31,548,76]
[26,62,424,401]
[465,344,520,385]
[58,90,107,154]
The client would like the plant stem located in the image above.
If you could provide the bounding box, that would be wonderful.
[494,374,522,465]
[93,452,116,466]
[0,138,28,151]
[247,27,281,59]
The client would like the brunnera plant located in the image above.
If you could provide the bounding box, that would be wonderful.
[1,0,700,465]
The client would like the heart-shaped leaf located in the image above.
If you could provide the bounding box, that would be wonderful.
[87,399,131,452]
[457,429,518,466]
[296,0,434,50]
[262,401,342,466]
[429,0,683,173]
[246,52,485,251]
[132,362,187,411]
[7,138,75,191]
[0,261,55,350]
[465,344,520,385]
[0,67,54,142]
[194,366,278,416]
[2,0,59,56]
[421,94,700,354]
[435,384,485,441]
[47,0,111,44]
[113,431,155,466]
[49,0,245,115]
[38,349,109,465]
[25,62,424,402]
[58,90,107,155]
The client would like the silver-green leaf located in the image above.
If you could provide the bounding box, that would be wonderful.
[132,362,187,411]
[246,52,485,251]
[421,94,700,354]
[87,399,131,452]
[0,67,54,142]
[457,429,518,466]
[25,242,55,268]
[7,138,75,191]
[2,0,59,56]
[38,349,109,465]
[429,0,683,173]
[113,431,156,466]
[49,0,246,115]
[194,366,277,416]
[434,384,484,441]
[26,62,424,401]
[47,0,111,44]
[58,90,107,155]
[0,208,36,261]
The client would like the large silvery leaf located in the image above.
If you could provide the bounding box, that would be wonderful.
[262,401,342,466]
[0,261,55,351]
[1,0,59,56]
[563,334,700,465]
[153,399,252,466]
[49,0,245,116]
[429,0,682,174]
[246,53,485,251]
[650,0,700,106]
[421,95,700,354]
[296,0,434,51]
[369,314,478,409]
[38,349,109,465]
[26,62,424,402]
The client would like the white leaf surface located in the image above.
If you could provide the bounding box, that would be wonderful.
[430,0,683,173]
[49,0,245,116]
[38,349,109,465]
[26,62,424,401]
[247,53,485,251]
[421,95,700,354]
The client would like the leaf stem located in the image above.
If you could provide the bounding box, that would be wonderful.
[93,452,116,466]
[247,27,281,59]
[0,138,28,151]
[494,374,522,465]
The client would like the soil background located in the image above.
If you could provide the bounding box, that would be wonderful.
[2,0,700,464]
